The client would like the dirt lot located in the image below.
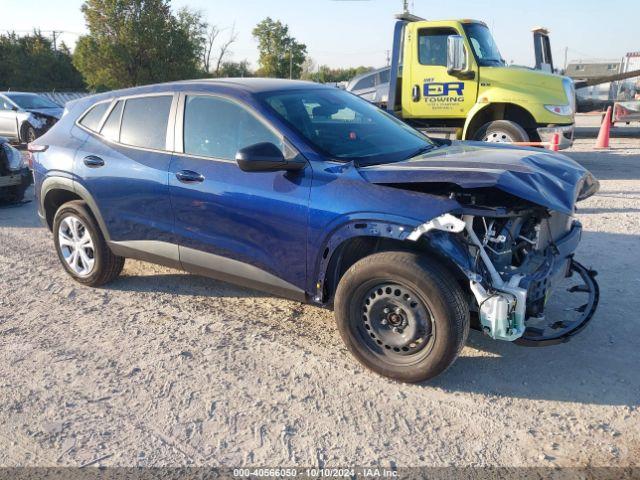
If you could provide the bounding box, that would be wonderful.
[0,135,638,469]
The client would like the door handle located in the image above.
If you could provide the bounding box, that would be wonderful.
[412,84,421,102]
[175,169,205,183]
[83,155,104,168]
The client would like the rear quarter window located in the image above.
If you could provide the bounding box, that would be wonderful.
[100,100,124,141]
[119,95,173,150]
[79,102,110,132]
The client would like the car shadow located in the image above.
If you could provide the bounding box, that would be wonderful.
[104,272,269,299]
[0,187,41,228]
[427,228,640,407]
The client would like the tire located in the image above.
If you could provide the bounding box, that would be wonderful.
[334,251,469,383]
[20,124,37,144]
[474,120,529,143]
[52,200,124,286]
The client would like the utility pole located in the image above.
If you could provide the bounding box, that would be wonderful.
[289,46,293,79]
[386,49,391,66]
[564,46,568,71]
[51,30,59,51]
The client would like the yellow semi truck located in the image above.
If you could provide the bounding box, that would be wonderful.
[348,13,576,149]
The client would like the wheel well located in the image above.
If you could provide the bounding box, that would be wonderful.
[465,103,539,140]
[322,236,468,303]
[43,189,83,230]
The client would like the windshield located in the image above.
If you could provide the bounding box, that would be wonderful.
[5,93,60,110]
[463,23,505,67]
[259,88,434,165]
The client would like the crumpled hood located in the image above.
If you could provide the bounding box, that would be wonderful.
[358,142,599,215]
[25,107,63,119]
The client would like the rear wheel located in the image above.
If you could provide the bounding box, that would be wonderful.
[53,201,124,286]
[474,120,529,143]
[334,252,469,383]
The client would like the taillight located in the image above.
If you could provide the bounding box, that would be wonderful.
[27,143,48,169]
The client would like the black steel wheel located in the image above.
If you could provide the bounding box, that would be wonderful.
[359,282,435,364]
[335,251,469,383]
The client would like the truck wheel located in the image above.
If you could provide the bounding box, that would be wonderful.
[53,200,125,286]
[474,120,529,143]
[334,252,469,383]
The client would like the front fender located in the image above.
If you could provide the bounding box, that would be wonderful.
[312,213,475,303]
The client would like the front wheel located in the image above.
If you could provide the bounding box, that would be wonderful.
[474,120,529,143]
[334,252,469,383]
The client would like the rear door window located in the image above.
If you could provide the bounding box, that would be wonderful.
[100,100,124,141]
[79,102,110,132]
[120,95,173,150]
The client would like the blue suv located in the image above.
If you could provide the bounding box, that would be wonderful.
[31,79,600,382]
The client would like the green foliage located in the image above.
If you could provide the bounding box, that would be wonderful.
[73,0,205,90]
[252,18,307,79]
[0,31,85,91]
[304,65,373,84]
[216,60,253,78]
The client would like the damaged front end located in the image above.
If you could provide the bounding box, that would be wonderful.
[357,143,602,346]
[408,197,599,346]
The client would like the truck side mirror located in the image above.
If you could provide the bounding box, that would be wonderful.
[447,35,467,74]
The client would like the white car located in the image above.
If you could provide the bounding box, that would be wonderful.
[0,92,63,144]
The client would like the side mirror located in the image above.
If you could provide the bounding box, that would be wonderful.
[235,142,304,172]
[447,35,467,74]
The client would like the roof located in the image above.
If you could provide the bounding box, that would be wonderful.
[166,77,325,93]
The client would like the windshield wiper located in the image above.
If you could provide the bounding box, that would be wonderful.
[405,145,435,159]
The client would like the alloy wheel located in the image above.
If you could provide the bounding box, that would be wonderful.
[58,215,95,277]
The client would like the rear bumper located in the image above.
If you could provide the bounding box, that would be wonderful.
[537,124,574,150]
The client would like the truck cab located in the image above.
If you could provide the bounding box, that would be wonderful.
[385,15,576,148]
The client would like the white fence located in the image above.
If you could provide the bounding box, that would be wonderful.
[38,91,91,106]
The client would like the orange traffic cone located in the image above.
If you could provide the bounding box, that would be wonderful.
[595,106,612,149]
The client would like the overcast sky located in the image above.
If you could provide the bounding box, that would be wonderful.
[1,0,637,70]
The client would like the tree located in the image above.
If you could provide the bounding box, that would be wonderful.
[303,64,373,84]
[252,18,307,79]
[0,31,85,91]
[73,0,204,90]
[217,60,253,78]
[212,25,237,76]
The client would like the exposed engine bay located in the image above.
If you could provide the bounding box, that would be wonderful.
[406,188,599,345]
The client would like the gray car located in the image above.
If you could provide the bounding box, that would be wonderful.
[0,92,63,144]
[346,67,391,107]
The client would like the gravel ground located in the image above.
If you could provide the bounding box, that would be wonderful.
[0,137,638,469]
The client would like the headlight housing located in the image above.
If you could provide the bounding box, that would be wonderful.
[2,143,27,171]
[545,104,573,116]
[563,77,576,114]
